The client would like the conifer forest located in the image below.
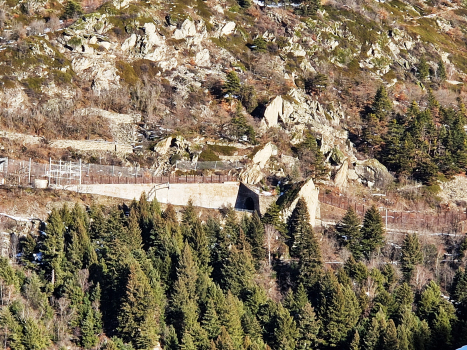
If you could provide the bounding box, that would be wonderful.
[0,193,466,350]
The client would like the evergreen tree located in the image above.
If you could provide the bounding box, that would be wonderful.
[382,319,398,350]
[216,327,235,350]
[219,291,244,349]
[437,60,447,81]
[80,303,99,349]
[372,85,392,120]
[21,317,49,350]
[117,263,159,349]
[362,308,387,350]
[418,57,429,81]
[350,330,360,350]
[318,272,360,347]
[262,203,286,234]
[220,245,254,296]
[297,218,323,294]
[296,303,320,349]
[431,307,452,348]
[202,299,221,339]
[336,207,362,259]
[224,71,241,96]
[41,208,65,287]
[125,208,143,252]
[297,132,327,180]
[360,205,385,259]
[247,212,265,267]
[400,233,423,281]
[288,197,312,257]
[273,303,298,350]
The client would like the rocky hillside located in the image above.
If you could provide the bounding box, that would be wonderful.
[1,0,467,207]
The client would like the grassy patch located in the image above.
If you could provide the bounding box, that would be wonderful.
[207,144,237,156]
[116,60,138,85]
[23,77,45,92]
[199,149,220,161]
[132,59,162,79]
[52,70,73,85]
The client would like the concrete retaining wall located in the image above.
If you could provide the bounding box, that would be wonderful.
[71,182,243,209]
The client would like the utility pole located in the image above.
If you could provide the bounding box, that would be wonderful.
[28,158,31,185]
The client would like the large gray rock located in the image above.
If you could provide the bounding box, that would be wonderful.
[154,137,173,155]
[263,96,283,127]
[195,49,210,67]
[221,22,236,36]
[355,159,394,189]
[173,19,197,40]
[240,164,264,185]
[334,160,348,189]
[252,142,278,168]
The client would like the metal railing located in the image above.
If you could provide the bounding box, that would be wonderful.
[319,191,466,233]
[0,157,239,187]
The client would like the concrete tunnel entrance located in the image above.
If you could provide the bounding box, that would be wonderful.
[244,197,255,211]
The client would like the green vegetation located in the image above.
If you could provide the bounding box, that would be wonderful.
[62,0,83,19]
[116,60,138,85]
[199,148,220,161]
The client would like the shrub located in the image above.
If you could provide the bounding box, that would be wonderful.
[251,37,267,52]
[62,0,83,19]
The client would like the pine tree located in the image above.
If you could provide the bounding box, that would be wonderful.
[288,197,312,257]
[336,207,362,259]
[360,205,385,259]
[418,57,429,81]
[220,245,254,296]
[181,331,197,350]
[224,71,241,96]
[297,303,320,349]
[81,304,99,349]
[297,215,323,294]
[219,292,244,349]
[362,308,387,350]
[202,299,221,339]
[125,208,143,252]
[117,263,159,349]
[372,86,392,120]
[400,233,422,281]
[350,330,360,350]
[247,212,265,267]
[169,244,199,339]
[41,208,65,287]
[273,303,298,350]
[216,327,235,350]
[297,132,327,180]
[382,319,398,350]
[318,272,360,347]
[22,317,49,350]
[437,60,447,81]
[431,307,452,348]
[0,308,24,350]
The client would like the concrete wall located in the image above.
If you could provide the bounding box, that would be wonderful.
[71,182,243,209]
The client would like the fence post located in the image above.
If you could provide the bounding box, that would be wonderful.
[28,158,31,185]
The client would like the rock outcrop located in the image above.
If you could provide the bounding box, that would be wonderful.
[240,164,264,185]
[154,137,173,155]
[281,178,320,227]
[252,142,278,168]
[263,96,283,127]
[355,159,394,189]
[334,160,348,189]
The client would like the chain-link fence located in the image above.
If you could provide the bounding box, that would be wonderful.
[0,158,240,187]
[319,191,466,233]
[175,161,244,171]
